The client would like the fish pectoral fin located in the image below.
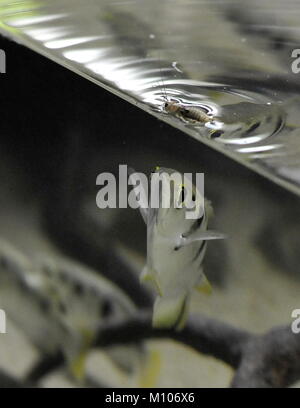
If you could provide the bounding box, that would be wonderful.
[195,274,212,295]
[152,294,189,330]
[180,229,227,246]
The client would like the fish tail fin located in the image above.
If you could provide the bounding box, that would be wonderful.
[152,294,189,330]
[138,348,162,388]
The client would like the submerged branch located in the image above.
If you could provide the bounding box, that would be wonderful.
[94,311,251,368]
[231,325,300,388]
[94,311,300,388]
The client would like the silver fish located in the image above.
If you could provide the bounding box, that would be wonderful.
[130,167,225,330]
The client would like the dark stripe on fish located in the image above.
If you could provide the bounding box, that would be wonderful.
[174,296,187,329]
[184,215,205,238]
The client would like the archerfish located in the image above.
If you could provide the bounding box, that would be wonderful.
[129,167,226,330]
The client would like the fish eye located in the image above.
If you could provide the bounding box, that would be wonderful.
[151,166,160,175]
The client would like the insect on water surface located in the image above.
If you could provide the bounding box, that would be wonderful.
[157,58,214,125]
[164,101,214,124]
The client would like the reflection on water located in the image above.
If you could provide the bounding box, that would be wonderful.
[1,0,300,193]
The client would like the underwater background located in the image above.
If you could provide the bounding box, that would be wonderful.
[0,0,299,387]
